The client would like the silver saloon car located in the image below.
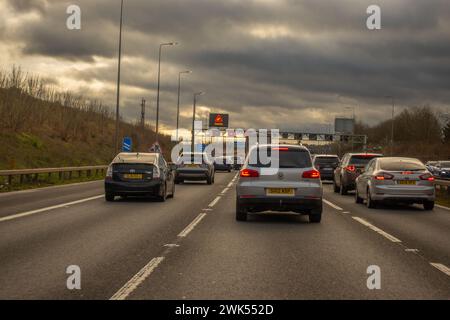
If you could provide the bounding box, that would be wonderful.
[236,144,323,223]
[355,157,435,210]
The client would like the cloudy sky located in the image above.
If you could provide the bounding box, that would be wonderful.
[1,0,450,134]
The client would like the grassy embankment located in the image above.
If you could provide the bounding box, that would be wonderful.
[0,67,174,192]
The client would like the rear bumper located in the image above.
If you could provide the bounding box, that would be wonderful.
[176,169,210,180]
[319,171,334,180]
[238,196,322,214]
[371,185,435,202]
[105,179,162,196]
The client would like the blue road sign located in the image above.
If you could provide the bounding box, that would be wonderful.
[122,137,132,152]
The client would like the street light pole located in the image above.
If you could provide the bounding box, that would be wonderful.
[114,0,124,153]
[176,70,191,141]
[155,42,178,143]
[192,92,205,152]
[385,96,395,156]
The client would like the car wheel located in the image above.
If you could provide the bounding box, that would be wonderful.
[340,181,348,195]
[236,198,248,221]
[366,188,377,209]
[157,183,167,202]
[168,181,175,199]
[309,213,322,223]
[423,200,434,211]
[333,179,339,193]
[105,193,115,202]
[355,188,363,204]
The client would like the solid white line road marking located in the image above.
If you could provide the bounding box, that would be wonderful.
[227,182,233,188]
[110,257,164,300]
[208,196,221,207]
[436,204,450,211]
[352,217,402,243]
[430,263,450,277]
[0,195,104,223]
[178,213,207,238]
[322,199,343,211]
[221,187,229,194]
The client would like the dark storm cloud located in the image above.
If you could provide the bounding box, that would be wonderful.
[3,0,450,129]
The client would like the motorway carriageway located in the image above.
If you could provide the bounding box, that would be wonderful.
[0,172,449,299]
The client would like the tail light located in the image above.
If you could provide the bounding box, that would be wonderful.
[105,166,113,180]
[302,169,321,179]
[153,166,160,179]
[420,173,435,181]
[346,165,356,172]
[374,172,394,180]
[240,168,259,178]
[272,147,289,151]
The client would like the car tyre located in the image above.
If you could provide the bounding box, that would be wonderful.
[366,188,377,209]
[423,200,434,211]
[340,181,348,195]
[105,193,115,202]
[157,183,167,202]
[333,179,339,193]
[168,181,175,199]
[309,202,322,223]
[236,198,248,221]
[355,188,363,204]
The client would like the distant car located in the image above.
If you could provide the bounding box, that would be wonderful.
[435,161,450,179]
[312,154,340,181]
[232,156,244,170]
[236,144,323,223]
[333,153,383,195]
[104,152,176,202]
[425,161,439,176]
[175,152,215,184]
[355,157,435,210]
[213,156,233,172]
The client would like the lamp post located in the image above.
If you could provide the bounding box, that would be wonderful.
[155,42,178,142]
[114,0,124,153]
[192,92,205,152]
[176,70,192,141]
[385,96,395,155]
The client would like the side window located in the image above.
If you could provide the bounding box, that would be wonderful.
[365,159,375,173]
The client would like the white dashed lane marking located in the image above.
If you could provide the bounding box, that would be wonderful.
[322,199,343,211]
[178,213,207,238]
[208,196,221,208]
[352,217,402,243]
[430,263,450,277]
[110,257,165,300]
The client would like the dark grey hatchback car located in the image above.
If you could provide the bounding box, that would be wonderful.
[104,152,176,202]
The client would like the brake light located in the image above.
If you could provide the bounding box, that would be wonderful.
[374,172,394,180]
[240,168,259,178]
[346,165,356,172]
[420,173,435,181]
[302,169,320,179]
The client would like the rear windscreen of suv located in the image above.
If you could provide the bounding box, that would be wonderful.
[379,160,425,171]
[349,155,381,166]
[250,147,312,168]
[314,157,339,166]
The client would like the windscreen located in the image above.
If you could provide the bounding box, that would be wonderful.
[379,159,425,171]
[249,147,312,168]
[350,155,381,166]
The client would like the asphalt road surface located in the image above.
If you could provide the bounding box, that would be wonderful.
[0,173,449,299]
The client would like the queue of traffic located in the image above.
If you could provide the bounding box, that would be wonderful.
[103,145,438,222]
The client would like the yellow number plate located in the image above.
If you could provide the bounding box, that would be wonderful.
[266,188,295,196]
[398,180,416,185]
[123,174,143,179]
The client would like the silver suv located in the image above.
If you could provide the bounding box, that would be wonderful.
[236,144,323,223]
